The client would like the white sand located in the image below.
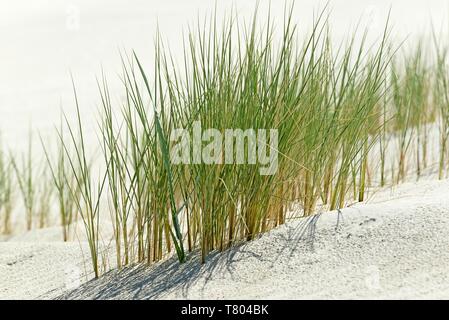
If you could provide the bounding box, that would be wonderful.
[0,241,91,299]
[1,177,446,300]
[58,177,449,299]
[2,0,449,300]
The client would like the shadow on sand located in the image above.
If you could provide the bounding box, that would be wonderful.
[58,212,335,299]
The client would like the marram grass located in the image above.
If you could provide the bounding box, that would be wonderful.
[0,135,14,234]
[61,7,397,274]
[3,7,449,278]
[41,118,81,242]
[10,129,36,231]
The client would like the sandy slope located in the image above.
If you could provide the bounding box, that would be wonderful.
[53,177,449,300]
[0,242,91,299]
[2,177,449,299]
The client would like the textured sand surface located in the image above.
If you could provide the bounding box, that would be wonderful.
[0,242,91,299]
[2,0,449,301]
[59,178,449,300]
[1,178,449,299]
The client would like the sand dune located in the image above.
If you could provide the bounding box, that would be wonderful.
[2,177,448,300]
[2,0,449,301]
[59,178,449,299]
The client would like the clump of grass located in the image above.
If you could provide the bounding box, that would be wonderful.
[98,51,188,267]
[60,79,108,277]
[88,5,393,270]
[11,130,36,231]
[378,79,392,187]
[11,131,58,231]
[433,39,449,179]
[413,49,433,177]
[391,45,431,182]
[98,72,134,267]
[2,5,449,281]
[36,162,54,229]
[0,136,14,234]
